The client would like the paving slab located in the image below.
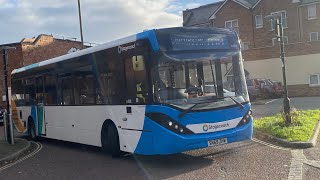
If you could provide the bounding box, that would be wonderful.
[0,138,30,162]
[0,126,30,163]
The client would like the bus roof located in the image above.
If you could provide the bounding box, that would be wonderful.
[12,29,160,75]
[12,27,237,75]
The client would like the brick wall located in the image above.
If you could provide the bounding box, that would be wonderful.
[22,35,83,66]
[0,45,23,108]
[253,0,301,48]
[243,40,320,61]
[0,35,83,109]
[211,0,320,61]
[300,3,320,42]
[288,84,320,97]
[212,0,254,45]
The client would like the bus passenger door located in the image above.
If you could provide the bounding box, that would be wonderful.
[121,55,147,152]
[36,76,46,136]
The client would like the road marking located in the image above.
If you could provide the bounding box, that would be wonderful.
[288,150,320,180]
[252,138,290,151]
[265,99,278,104]
[0,141,42,172]
[253,139,320,179]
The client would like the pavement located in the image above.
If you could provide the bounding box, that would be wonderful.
[252,96,320,179]
[0,126,30,163]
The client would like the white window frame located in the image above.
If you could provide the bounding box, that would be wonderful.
[272,36,288,46]
[241,42,250,51]
[225,19,239,35]
[309,32,319,42]
[308,4,317,20]
[309,74,320,86]
[270,10,287,30]
[255,15,263,28]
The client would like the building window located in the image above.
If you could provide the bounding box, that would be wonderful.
[225,19,239,35]
[271,11,287,30]
[310,32,319,41]
[310,74,320,86]
[308,4,317,20]
[272,36,288,46]
[241,42,250,51]
[255,15,263,28]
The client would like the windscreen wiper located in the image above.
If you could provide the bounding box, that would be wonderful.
[178,103,199,118]
[226,96,244,109]
[178,99,215,118]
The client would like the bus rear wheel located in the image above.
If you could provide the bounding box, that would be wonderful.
[101,122,121,157]
[28,119,36,141]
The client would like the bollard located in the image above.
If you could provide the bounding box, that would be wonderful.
[3,111,8,142]
[9,113,14,145]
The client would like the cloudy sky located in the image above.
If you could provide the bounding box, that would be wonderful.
[0,0,219,45]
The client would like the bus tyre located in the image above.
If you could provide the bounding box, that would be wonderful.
[102,123,121,157]
[28,119,36,141]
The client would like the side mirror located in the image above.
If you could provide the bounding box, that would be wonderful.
[132,55,145,71]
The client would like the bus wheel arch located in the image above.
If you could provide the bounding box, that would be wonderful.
[101,119,121,157]
[27,116,36,140]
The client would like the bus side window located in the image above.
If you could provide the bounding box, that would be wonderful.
[61,77,74,105]
[25,78,36,106]
[74,74,96,105]
[12,79,25,106]
[45,75,58,105]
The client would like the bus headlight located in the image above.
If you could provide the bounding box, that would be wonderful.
[236,110,252,127]
[145,113,194,134]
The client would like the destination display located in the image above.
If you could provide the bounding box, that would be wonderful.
[170,34,230,51]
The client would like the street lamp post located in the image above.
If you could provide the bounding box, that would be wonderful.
[277,17,292,125]
[266,14,292,125]
[77,0,84,49]
[1,46,16,144]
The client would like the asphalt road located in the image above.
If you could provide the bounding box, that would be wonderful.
[0,138,291,180]
[252,97,320,119]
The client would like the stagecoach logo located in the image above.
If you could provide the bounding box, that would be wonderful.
[203,123,230,132]
[118,43,135,54]
[203,124,209,131]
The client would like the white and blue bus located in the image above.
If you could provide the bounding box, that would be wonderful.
[11,27,252,156]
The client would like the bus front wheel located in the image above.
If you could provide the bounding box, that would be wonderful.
[28,119,36,141]
[101,122,121,157]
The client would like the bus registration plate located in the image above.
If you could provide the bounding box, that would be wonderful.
[208,138,228,147]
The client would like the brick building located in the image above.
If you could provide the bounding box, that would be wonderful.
[0,34,83,108]
[183,0,320,97]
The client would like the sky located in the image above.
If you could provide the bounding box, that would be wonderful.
[0,0,220,45]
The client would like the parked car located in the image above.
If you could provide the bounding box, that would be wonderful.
[204,85,236,97]
[270,80,283,97]
[246,79,261,100]
[246,78,283,100]
[259,79,283,98]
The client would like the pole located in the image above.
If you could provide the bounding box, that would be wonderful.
[2,49,12,143]
[3,111,8,142]
[9,113,14,144]
[2,49,10,114]
[77,0,84,49]
[278,17,292,125]
[2,47,16,144]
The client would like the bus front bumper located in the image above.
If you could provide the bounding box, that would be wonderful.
[134,118,253,155]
